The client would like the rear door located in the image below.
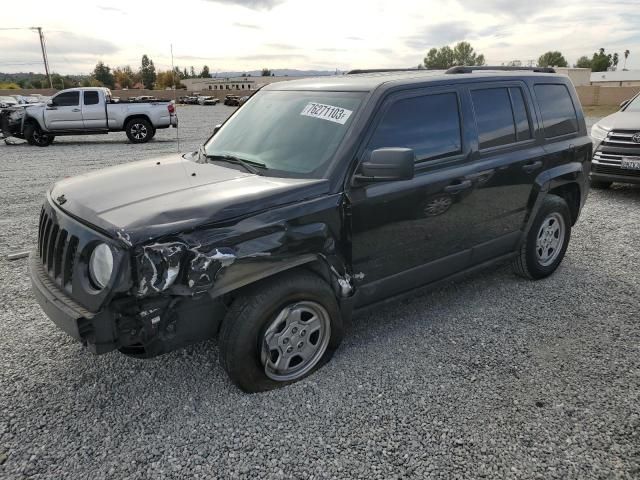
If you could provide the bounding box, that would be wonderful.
[44,91,83,130]
[81,90,108,129]
[463,82,546,263]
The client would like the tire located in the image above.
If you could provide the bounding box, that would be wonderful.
[125,118,153,143]
[590,178,612,189]
[513,194,571,280]
[219,270,344,393]
[24,123,54,147]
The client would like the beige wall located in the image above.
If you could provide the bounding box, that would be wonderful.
[0,88,251,101]
[576,85,640,106]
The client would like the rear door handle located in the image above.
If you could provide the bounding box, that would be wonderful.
[522,160,543,173]
[444,179,472,193]
[71,108,81,112]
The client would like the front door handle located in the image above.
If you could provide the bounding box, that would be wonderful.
[444,179,472,193]
[522,160,543,173]
[71,108,81,112]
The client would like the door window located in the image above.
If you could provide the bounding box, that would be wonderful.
[52,91,79,107]
[83,91,99,105]
[534,84,578,138]
[368,92,462,162]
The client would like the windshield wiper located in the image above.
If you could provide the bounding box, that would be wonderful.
[204,152,266,175]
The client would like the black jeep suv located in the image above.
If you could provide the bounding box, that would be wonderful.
[31,67,591,392]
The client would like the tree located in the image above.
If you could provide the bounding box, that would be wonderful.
[156,70,184,89]
[189,66,196,78]
[612,52,619,69]
[199,65,210,78]
[92,61,115,88]
[424,46,454,69]
[423,42,485,69]
[261,68,272,76]
[575,56,592,68]
[183,67,188,78]
[452,42,485,67]
[140,54,157,89]
[537,51,568,68]
[591,48,616,72]
[623,49,630,70]
[113,65,136,89]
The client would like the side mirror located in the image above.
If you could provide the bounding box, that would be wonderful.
[46,100,54,107]
[620,99,630,109]
[354,148,415,183]
[212,124,222,135]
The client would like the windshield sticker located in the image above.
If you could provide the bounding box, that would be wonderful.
[300,102,353,125]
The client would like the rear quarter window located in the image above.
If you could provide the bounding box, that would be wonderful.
[534,84,578,138]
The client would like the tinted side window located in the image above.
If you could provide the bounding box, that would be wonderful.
[535,84,578,137]
[84,91,99,105]
[471,88,515,149]
[368,93,461,161]
[509,87,532,141]
[53,91,79,107]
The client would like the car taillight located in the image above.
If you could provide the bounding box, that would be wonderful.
[167,103,175,114]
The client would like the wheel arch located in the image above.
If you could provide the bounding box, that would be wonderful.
[123,114,152,129]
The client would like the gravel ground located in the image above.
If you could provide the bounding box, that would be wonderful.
[0,107,638,479]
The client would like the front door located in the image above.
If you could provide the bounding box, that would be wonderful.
[349,86,480,305]
[44,91,83,130]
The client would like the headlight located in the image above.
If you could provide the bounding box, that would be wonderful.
[591,124,610,142]
[89,243,114,289]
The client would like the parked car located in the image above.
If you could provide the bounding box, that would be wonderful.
[183,96,200,105]
[590,92,640,188]
[30,67,590,392]
[0,96,18,109]
[238,95,250,106]
[0,87,177,146]
[198,96,220,105]
[224,95,240,106]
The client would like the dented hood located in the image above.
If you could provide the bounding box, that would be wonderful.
[50,154,329,244]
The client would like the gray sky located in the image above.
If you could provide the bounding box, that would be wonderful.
[1,0,638,75]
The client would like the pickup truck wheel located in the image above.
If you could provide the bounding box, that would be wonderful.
[589,178,612,189]
[513,194,571,280]
[24,124,54,147]
[125,118,153,143]
[219,270,343,393]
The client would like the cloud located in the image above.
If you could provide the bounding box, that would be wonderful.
[235,53,308,61]
[455,0,555,17]
[97,5,125,14]
[205,0,283,9]
[405,22,472,50]
[264,42,297,49]
[233,22,261,29]
[1,31,119,56]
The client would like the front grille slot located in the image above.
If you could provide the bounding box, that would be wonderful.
[592,163,640,177]
[37,210,79,288]
[603,130,640,147]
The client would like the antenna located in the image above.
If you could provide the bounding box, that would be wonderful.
[170,43,180,152]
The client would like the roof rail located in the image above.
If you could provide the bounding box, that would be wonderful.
[347,68,419,75]
[445,66,556,74]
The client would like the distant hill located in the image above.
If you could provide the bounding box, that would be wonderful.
[210,69,340,78]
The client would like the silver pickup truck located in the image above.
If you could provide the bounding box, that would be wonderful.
[0,87,177,146]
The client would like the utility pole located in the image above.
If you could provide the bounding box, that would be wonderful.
[32,27,53,88]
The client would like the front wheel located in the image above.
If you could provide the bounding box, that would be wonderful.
[24,124,54,147]
[219,270,344,392]
[513,194,571,280]
[125,118,153,143]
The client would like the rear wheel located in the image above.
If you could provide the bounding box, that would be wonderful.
[513,194,571,280]
[125,118,153,143]
[590,178,612,189]
[219,270,343,392]
[24,123,54,147]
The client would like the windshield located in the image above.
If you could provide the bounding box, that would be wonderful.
[625,95,640,112]
[204,90,364,178]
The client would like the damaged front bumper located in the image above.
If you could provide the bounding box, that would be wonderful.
[30,252,226,356]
